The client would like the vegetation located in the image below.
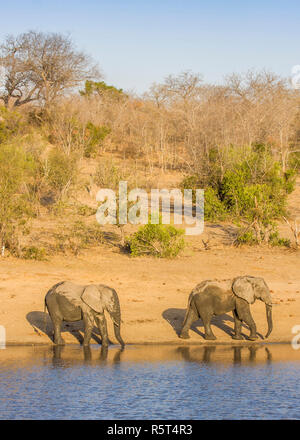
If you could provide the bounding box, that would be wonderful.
[0,30,299,257]
[22,246,47,260]
[181,147,296,244]
[80,80,126,100]
[126,222,185,258]
[52,221,104,256]
[0,31,98,108]
[0,143,36,255]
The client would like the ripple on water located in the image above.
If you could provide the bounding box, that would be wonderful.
[0,345,300,419]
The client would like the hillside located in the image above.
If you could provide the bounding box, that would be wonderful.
[0,161,299,346]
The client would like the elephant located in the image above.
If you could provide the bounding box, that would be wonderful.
[44,281,125,348]
[179,275,273,341]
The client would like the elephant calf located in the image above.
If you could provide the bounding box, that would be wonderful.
[180,275,273,341]
[45,281,125,347]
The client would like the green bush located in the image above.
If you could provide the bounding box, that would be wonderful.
[268,231,291,247]
[83,123,111,158]
[0,143,36,253]
[80,80,126,101]
[236,226,290,247]
[235,230,258,245]
[76,204,97,216]
[181,147,296,242]
[22,246,47,260]
[0,107,24,143]
[236,230,257,245]
[46,150,78,197]
[180,175,202,193]
[204,187,228,221]
[181,175,227,221]
[219,157,295,242]
[288,152,300,171]
[220,156,295,220]
[126,223,185,258]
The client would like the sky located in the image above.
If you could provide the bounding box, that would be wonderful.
[0,0,300,94]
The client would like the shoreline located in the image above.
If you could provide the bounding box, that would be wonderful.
[1,342,300,366]
[1,339,295,347]
[0,248,299,350]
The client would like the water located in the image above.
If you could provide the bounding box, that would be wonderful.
[0,344,300,419]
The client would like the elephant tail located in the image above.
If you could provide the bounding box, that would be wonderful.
[181,292,197,329]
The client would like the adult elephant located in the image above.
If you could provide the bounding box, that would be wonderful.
[179,276,273,341]
[45,281,125,347]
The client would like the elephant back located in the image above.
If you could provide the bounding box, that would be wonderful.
[193,279,232,296]
[55,281,85,307]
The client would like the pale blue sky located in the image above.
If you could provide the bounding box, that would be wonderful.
[0,0,299,93]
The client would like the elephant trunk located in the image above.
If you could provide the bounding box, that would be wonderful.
[110,309,125,348]
[113,321,125,349]
[108,290,125,348]
[265,304,273,338]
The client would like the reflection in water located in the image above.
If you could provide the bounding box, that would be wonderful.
[177,344,273,365]
[0,344,300,420]
[51,345,124,367]
[46,344,281,366]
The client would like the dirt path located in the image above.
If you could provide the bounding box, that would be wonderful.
[0,245,299,346]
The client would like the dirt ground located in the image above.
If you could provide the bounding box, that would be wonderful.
[0,175,299,348]
[0,244,299,346]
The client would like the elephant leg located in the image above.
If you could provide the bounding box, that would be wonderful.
[235,298,257,340]
[95,313,109,347]
[47,310,64,345]
[232,309,243,340]
[54,321,65,345]
[179,307,198,339]
[49,315,64,345]
[46,295,65,345]
[82,313,94,346]
[201,313,216,340]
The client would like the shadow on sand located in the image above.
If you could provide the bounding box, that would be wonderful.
[162,308,264,340]
[26,311,111,345]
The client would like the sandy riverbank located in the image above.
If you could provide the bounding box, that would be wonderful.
[0,245,299,347]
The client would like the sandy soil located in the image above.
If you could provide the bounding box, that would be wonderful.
[0,175,299,349]
[0,244,299,347]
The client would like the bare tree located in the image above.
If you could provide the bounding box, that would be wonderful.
[147,71,203,106]
[163,70,203,102]
[0,31,99,108]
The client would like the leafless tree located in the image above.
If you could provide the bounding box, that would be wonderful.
[0,31,99,108]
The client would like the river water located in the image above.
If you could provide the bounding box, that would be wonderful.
[0,344,299,419]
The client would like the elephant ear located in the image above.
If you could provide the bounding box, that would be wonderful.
[232,276,255,304]
[252,277,273,305]
[81,285,103,313]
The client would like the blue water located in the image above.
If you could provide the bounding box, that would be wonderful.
[0,345,300,419]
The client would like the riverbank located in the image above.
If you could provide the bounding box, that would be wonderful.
[0,246,299,346]
[1,343,300,365]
